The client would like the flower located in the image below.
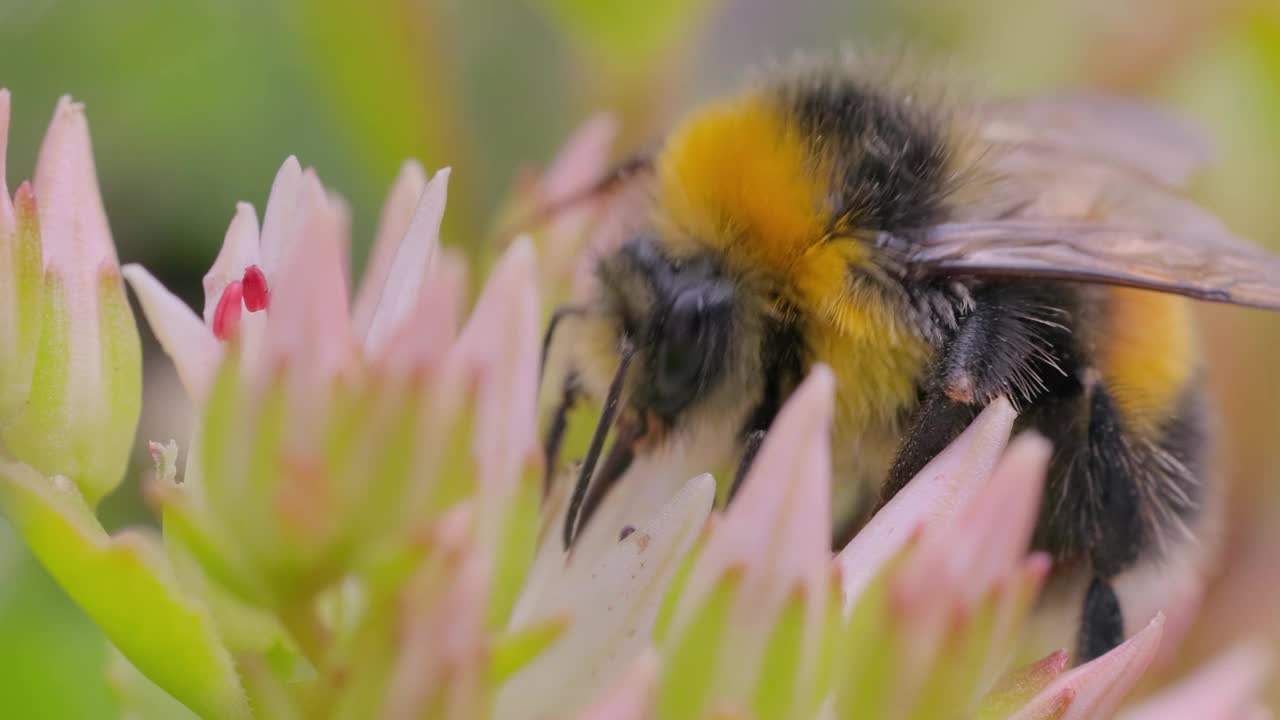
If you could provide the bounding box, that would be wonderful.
[0,93,141,505]
[0,101,1271,720]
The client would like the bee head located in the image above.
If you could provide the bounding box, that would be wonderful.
[600,237,743,429]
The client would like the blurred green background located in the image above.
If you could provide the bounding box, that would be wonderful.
[2,0,1279,716]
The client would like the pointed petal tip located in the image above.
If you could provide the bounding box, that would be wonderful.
[837,398,1018,607]
[805,362,836,400]
[53,94,83,116]
[34,92,118,271]
[359,165,453,355]
[398,158,427,179]
[123,264,221,402]
[1118,640,1272,720]
[1028,612,1164,720]
[507,232,537,266]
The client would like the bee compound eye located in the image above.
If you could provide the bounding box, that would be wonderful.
[654,288,709,406]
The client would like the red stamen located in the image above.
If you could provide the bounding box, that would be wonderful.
[212,280,244,341]
[242,265,270,312]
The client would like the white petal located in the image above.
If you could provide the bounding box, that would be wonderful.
[496,474,714,720]
[361,167,449,357]
[123,264,221,402]
[352,160,428,336]
[202,202,260,327]
[837,397,1016,610]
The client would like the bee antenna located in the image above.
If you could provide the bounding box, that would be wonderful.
[563,339,636,549]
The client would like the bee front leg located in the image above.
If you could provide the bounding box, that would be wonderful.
[881,392,979,502]
[884,284,1074,503]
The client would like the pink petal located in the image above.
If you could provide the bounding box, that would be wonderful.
[539,114,618,278]
[202,202,261,327]
[1117,642,1271,720]
[0,89,12,234]
[324,189,353,278]
[541,114,618,205]
[34,96,119,272]
[32,97,120,423]
[361,168,449,357]
[837,397,1017,609]
[380,247,467,373]
[575,651,660,720]
[256,156,302,279]
[670,366,834,668]
[385,528,489,720]
[452,235,541,500]
[122,264,221,402]
[263,170,353,382]
[660,363,829,696]
[1013,614,1165,720]
[897,432,1051,611]
[352,160,428,336]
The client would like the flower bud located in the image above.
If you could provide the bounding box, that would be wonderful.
[0,96,141,506]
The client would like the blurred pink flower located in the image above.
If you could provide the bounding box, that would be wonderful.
[0,94,142,505]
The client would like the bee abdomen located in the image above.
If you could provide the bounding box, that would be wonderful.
[1030,378,1205,574]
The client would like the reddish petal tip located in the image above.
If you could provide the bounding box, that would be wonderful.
[13,180,35,210]
[1023,613,1164,720]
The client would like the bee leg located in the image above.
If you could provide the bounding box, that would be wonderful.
[881,392,977,502]
[1039,380,1176,664]
[1075,386,1143,661]
[541,378,578,498]
[726,429,767,503]
[1078,576,1124,662]
[727,331,804,504]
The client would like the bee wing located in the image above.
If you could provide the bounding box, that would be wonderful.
[911,220,1280,310]
[982,94,1213,188]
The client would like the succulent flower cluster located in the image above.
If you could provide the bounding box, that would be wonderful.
[0,94,1270,719]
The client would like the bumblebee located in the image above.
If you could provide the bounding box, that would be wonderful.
[537,54,1280,663]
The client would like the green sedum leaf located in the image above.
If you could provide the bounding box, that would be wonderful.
[105,644,201,720]
[0,459,251,720]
